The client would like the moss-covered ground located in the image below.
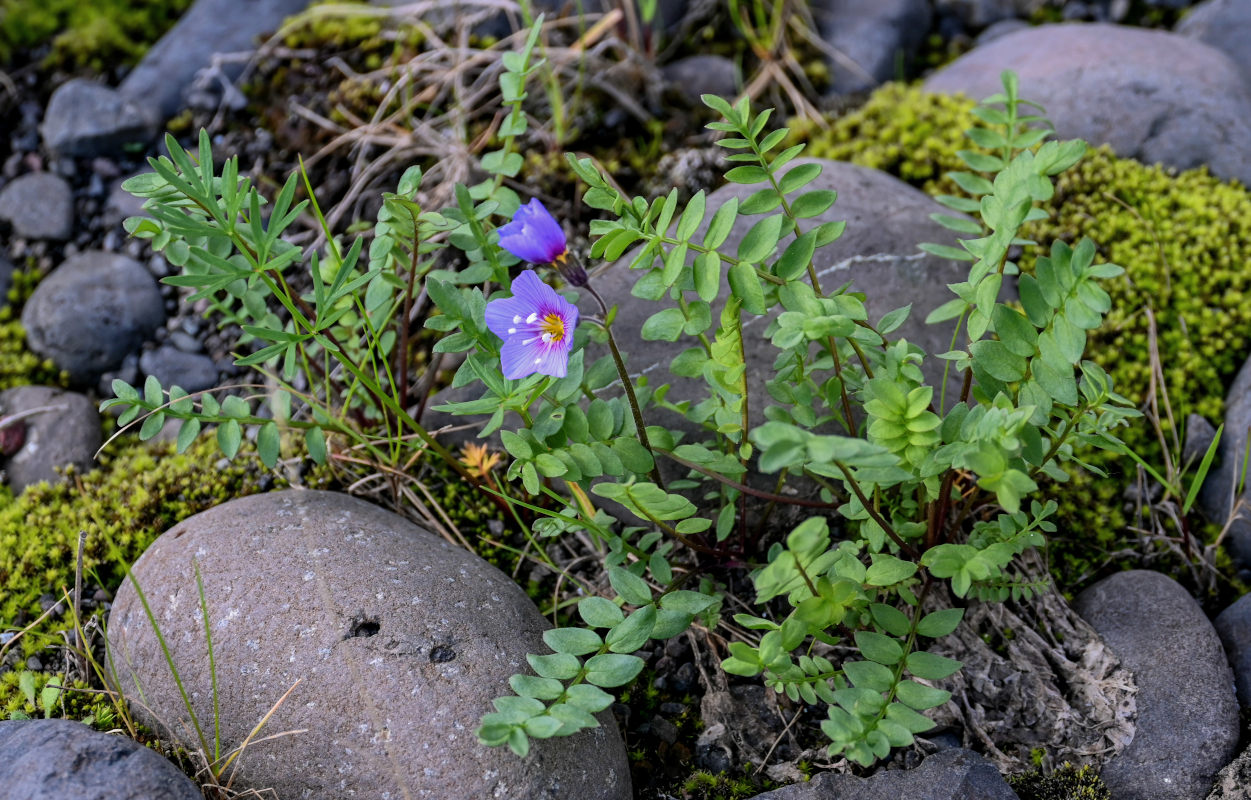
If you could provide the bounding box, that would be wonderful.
[0,0,192,70]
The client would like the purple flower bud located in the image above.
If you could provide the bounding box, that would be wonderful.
[484,270,579,379]
[497,199,568,265]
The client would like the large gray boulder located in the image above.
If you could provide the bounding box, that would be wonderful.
[0,386,101,494]
[107,490,631,800]
[924,23,1251,187]
[1213,592,1251,708]
[1177,0,1251,90]
[747,748,1019,799]
[1074,570,1240,800]
[21,251,166,387]
[0,719,201,800]
[1197,354,1251,570]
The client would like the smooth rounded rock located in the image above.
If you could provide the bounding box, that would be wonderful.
[0,173,74,241]
[924,23,1251,186]
[747,748,1019,799]
[1074,570,1239,800]
[140,346,219,394]
[0,255,12,307]
[1177,0,1251,88]
[1214,592,1251,707]
[107,490,631,800]
[40,79,159,159]
[21,251,166,386]
[812,0,932,94]
[0,385,101,493]
[1197,354,1251,568]
[0,718,201,800]
[662,55,738,105]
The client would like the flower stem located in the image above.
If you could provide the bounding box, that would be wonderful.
[583,280,666,491]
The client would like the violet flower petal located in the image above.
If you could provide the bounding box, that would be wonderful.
[498,198,568,264]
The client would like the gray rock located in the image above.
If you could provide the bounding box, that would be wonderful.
[1214,592,1251,708]
[1207,742,1251,800]
[662,55,738,105]
[748,748,1018,799]
[140,346,218,394]
[1183,412,1218,471]
[934,0,1040,28]
[40,79,159,159]
[0,386,101,494]
[1178,0,1251,101]
[1198,354,1251,568]
[0,173,73,241]
[1074,570,1239,800]
[976,18,1029,44]
[22,251,166,386]
[0,255,12,308]
[924,23,1251,187]
[107,490,631,800]
[0,719,201,800]
[103,177,151,229]
[119,0,314,122]
[812,0,933,94]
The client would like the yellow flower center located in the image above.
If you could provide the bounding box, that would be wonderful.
[539,313,566,343]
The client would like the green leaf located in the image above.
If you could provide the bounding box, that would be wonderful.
[139,412,166,440]
[865,554,918,586]
[791,189,837,219]
[579,596,625,628]
[527,652,582,680]
[544,627,604,656]
[737,214,785,264]
[565,683,614,713]
[728,261,766,315]
[641,308,687,342]
[895,680,951,711]
[523,714,564,738]
[305,427,327,465]
[724,165,770,184]
[906,651,962,681]
[175,418,201,454]
[584,653,645,687]
[843,659,894,692]
[606,605,657,653]
[704,198,739,250]
[676,191,706,240]
[217,419,242,460]
[969,339,1027,382]
[693,252,721,303]
[916,608,964,638]
[510,674,565,700]
[609,566,653,606]
[774,230,816,281]
[257,421,281,469]
[870,604,912,638]
[660,590,716,615]
[855,631,903,665]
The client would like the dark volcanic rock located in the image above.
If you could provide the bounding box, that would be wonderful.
[1075,570,1239,800]
[925,23,1251,187]
[0,386,101,493]
[40,79,159,159]
[21,251,166,386]
[0,718,201,800]
[662,55,738,105]
[108,490,631,800]
[0,173,74,241]
[748,748,1019,799]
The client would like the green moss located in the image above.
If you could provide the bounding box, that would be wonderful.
[0,309,65,390]
[795,84,1251,591]
[0,0,192,70]
[1009,763,1111,800]
[679,769,774,800]
[0,670,118,728]
[0,437,271,655]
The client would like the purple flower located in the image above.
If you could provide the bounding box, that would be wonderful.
[497,198,568,265]
[484,270,579,379]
